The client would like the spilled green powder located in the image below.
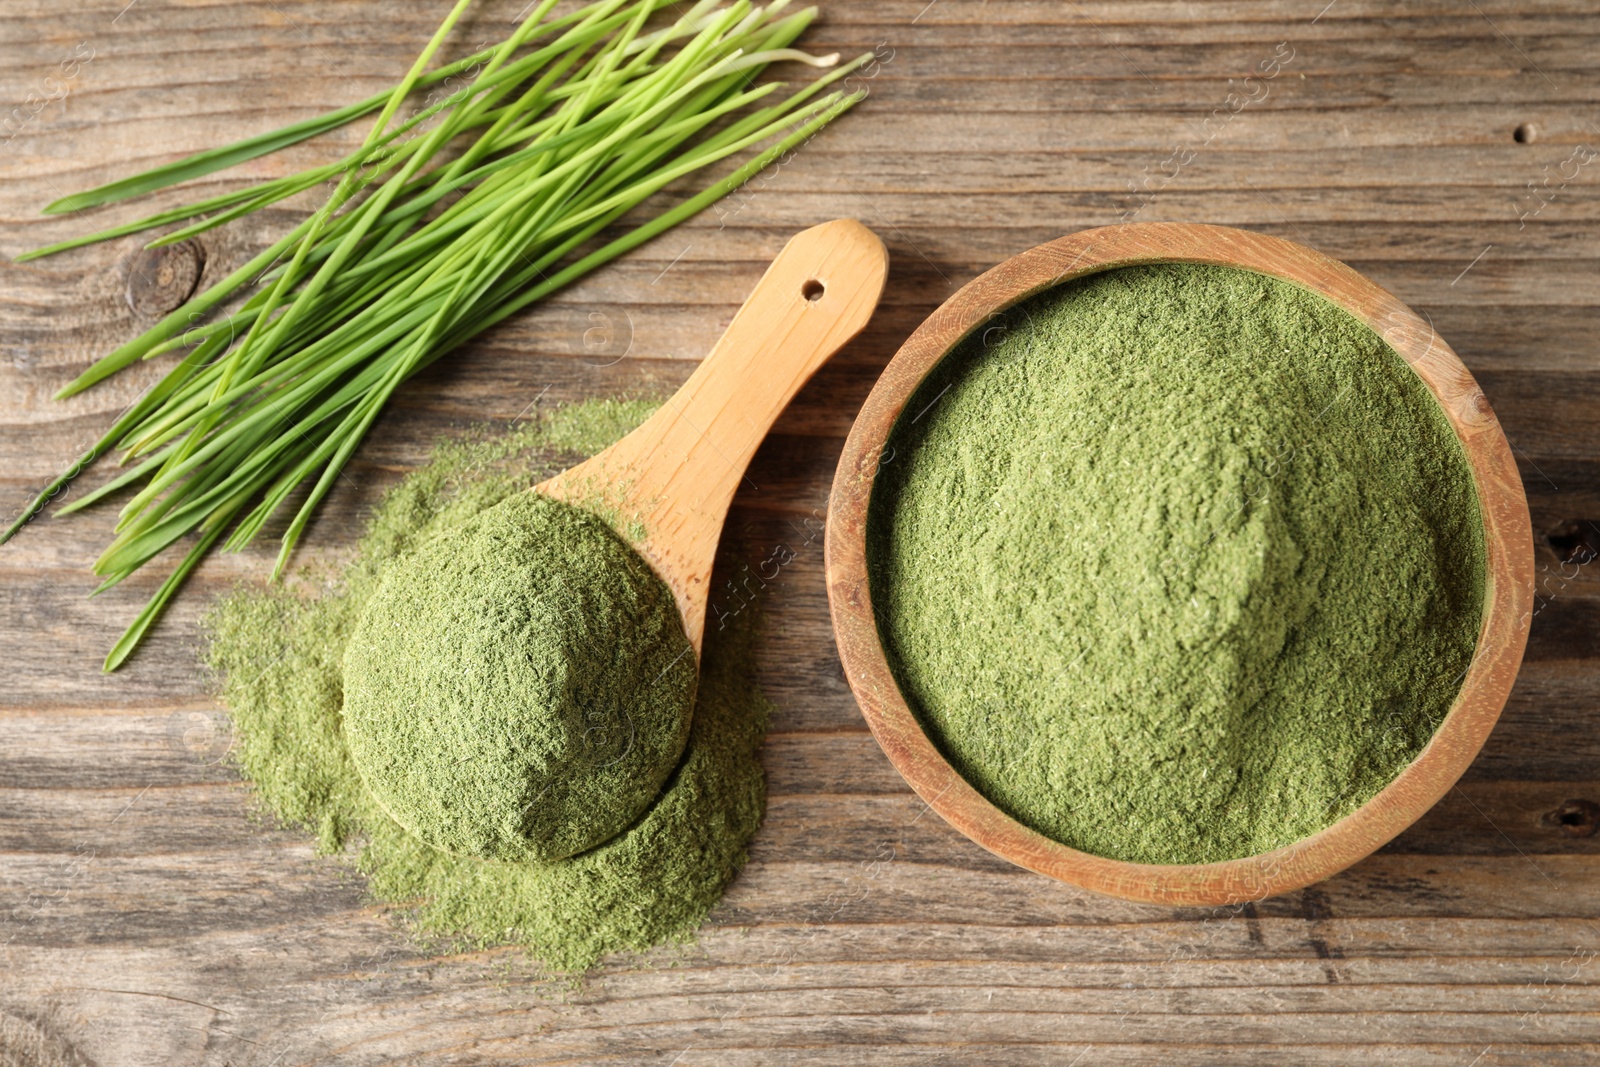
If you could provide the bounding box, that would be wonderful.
[207,399,769,972]
[867,263,1486,866]
[342,491,696,863]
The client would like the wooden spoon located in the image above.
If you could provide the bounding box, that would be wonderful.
[540,218,888,655]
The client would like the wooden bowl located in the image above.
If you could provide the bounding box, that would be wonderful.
[824,222,1534,905]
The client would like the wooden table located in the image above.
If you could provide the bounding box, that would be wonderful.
[3,2,1598,1063]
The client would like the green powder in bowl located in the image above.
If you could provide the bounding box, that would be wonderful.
[866,262,1486,866]
[342,491,697,863]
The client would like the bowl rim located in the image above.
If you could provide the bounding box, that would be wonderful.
[823,221,1535,905]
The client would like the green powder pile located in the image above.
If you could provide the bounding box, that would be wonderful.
[343,491,696,863]
[868,263,1486,866]
[207,399,769,972]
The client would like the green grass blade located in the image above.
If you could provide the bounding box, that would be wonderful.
[17,183,275,261]
[53,442,178,516]
[101,511,237,671]
[40,43,514,216]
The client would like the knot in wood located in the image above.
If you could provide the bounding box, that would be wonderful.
[1544,799,1600,838]
[126,240,204,317]
[1547,520,1600,567]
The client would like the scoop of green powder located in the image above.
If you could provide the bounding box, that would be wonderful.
[342,490,696,862]
[207,401,768,972]
[868,263,1486,866]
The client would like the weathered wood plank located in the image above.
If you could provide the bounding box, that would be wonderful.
[4,0,1600,1063]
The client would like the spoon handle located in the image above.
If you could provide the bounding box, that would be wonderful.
[541,219,889,653]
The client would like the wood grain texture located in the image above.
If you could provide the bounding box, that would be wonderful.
[2,1,1599,1063]
[824,221,1535,906]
